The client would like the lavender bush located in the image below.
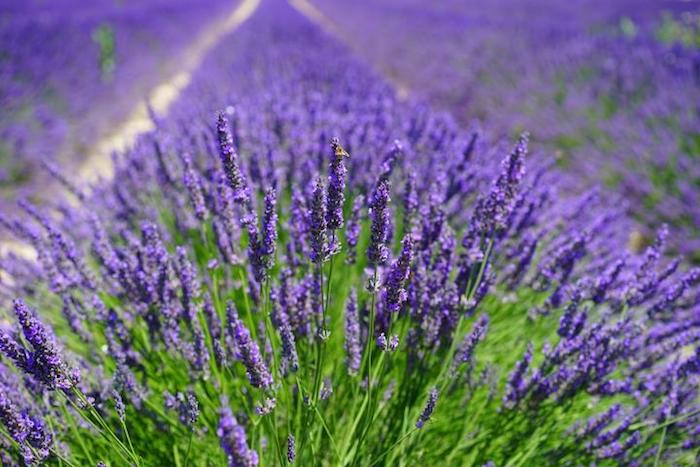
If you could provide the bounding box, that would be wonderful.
[1,1,700,465]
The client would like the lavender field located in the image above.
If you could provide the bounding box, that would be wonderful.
[0,0,699,465]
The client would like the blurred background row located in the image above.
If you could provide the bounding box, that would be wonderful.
[313,0,700,258]
[0,0,233,205]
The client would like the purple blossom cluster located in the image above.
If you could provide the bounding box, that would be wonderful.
[0,300,78,391]
[218,405,259,467]
[0,363,53,465]
[0,0,698,464]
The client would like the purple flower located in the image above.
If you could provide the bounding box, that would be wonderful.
[249,187,278,283]
[327,138,349,230]
[596,431,641,459]
[254,397,276,416]
[175,246,199,321]
[182,152,208,222]
[470,133,528,236]
[217,113,250,205]
[344,290,362,375]
[377,332,388,351]
[0,299,78,390]
[345,195,364,265]
[287,434,296,463]
[557,286,587,339]
[416,388,439,429]
[218,405,258,467]
[320,378,333,400]
[573,404,623,439]
[503,343,533,408]
[113,390,126,421]
[271,287,299,374]
[377,332,399,352]
[380,140,402,180]
[592,258,625,304]
[368,178,391,266]
[402,170,418,230]
[309,177,329,264]
[586,415,633,450]
[226,301,273,389]
[0,376,52,464]
[452,314,489,371]
[260,188,279,260]
[389,335,399,351]
[0,391,30,445]
[384,235,414,313]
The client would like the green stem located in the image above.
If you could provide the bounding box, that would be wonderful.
[368,428,419,467]
[265,414,285,467]
[58,403,94,464]
[437,238,494,394]
[69,389,140,466]
[183,429,194,467]
[121,417,136,463]
[349,266,378,464]
[313,404,340,460]
[653,426,667,467]
[312,262,327,406]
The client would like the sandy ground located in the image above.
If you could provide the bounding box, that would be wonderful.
[0,0,260,263]
[288,0,410,100]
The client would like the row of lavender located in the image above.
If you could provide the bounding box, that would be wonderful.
[0,0,233,205]
[1,0,700,465]
[312,0,700,259]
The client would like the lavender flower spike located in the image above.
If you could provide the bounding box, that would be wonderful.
[0,390,52,465]
[345,195,364,265]
[384,235,414,313]
[287,434,296,463]
[217,113,249,205]
[503,343,533,408]
[182,152,208,222]
[472,133,528,235]
[250,187,278,283]
[327,137,349,231]
[218,405,259,467]
[309,177,329,264]
[453,314,489,371]
[226,301,273,389]
[4,299,79,390]
[416,388,439,429]
[368,177,391,266]
[344,289,362,376]
[271,287,298,374]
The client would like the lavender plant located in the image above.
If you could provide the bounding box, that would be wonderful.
[1,1,699,466]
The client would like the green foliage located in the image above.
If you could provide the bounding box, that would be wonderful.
[656,11,700,48]
[620,17,638,39]
[1,193,653,467]
[92,24,116,81]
